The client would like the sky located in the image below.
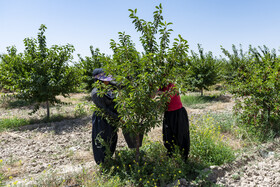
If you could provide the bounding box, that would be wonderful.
[1,0,280,62]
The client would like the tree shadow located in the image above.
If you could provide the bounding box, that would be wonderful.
[6,99,30,108]
[18,116,91,134]
[0,93,74,110]
[199,95,232,103]
[213,95,232,103]
[0,94,30,108]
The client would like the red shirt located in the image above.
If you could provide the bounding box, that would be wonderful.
[159,83,182,111]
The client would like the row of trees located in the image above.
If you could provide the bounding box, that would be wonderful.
[0,25,220,117]
[0,25,79,119]
[222,45,280,140]
[0,4,279,144]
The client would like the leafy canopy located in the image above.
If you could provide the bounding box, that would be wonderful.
[222,45,280,141]
[77,46,109,92]
[0,24,78,119]
[185,44,221,96]
[94,4,189,160]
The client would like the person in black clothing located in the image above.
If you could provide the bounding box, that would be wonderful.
[158,83,190,161]
[91,68,119,164]
[91,68,143,164]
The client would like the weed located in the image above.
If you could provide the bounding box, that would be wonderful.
[74,102,88,117]
[189,114,235,166]
[0,117,29,131]
[98,139,204,186]
[67,150,75,158]
[208,112,235,133]
[231,173,240,180]
[0,159,5,186]
[181,95,216,108]
[24,166,126,187]
[0,114,75,131]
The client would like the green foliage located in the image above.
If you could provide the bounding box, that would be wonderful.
[74,102,89,117]
[220,44,247,85]
[100,140,201,186]
[30,136,232,186]
[185,44,221,96]
[0,159,4,186]
[79,170,126,187]
[94,4,189,160]
[96,118,234,186]
[181,95,216,108]
[0,117,29,131]
[190,115,235,166]
[222,45,280,141]
[77,46,109,92]
[208,112,236,134]
[0,113,87,132]
[0,46,25,92]
[0,24,79,119]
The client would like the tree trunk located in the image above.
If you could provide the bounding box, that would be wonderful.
[267,105,271,125]
[46,100,50,120]
[135,133,140,163]
[200,88,203,96]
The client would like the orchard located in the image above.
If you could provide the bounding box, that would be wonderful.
[0,4,279,187]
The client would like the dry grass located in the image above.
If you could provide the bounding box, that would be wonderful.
[147,126,163,143]
[1,158,24,179]
[56,93,90,104]
[221,132,244,150]
[0,93,93,125]
[73,151,94,162]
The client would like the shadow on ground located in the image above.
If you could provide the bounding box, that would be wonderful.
[18,116,91,134]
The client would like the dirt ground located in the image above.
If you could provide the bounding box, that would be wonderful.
[0,93,279,186]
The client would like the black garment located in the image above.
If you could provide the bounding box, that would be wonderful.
[91,88,118,164]
[92,113,118,164]
[163,107,190,160]
[91,87,143,164]
[91,88,118,119]
[123,131,144,149]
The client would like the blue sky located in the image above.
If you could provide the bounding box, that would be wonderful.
[1,0,280,62]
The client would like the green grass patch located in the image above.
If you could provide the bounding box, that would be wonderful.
[208,112,235,133]
[189,114,235,166]
[74,102,90,117]
[181,95,216,108]
[25,166,127,187]
[0,113,87,131]
[0,117,29,131]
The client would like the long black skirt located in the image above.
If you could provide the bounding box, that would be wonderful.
[163,107,190,160]
[92,112,118,165]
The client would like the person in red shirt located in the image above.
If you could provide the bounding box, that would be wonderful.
[159,83,190,160]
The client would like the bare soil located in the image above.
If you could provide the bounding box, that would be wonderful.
[0,93,279,186]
